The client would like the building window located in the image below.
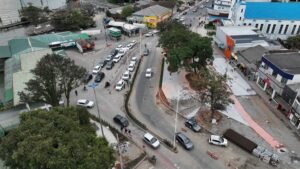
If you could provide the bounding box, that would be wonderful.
[271,24,276,34]
[272,71,278,78]
[297,25,300,34]
[255,24,259,28]
[284,25,289,34]
[291,25,297,34]
[281,77,288,84]
[279,24,284,34]
[260,24,264,31]
[266,24,271,34]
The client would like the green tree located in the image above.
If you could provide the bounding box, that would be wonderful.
[20,4,48,25]
[286,35,300,50]
[159,21,213,73]
[51,10,95,31]
[121,6,134,20]
[19,54,86,107]
[200,70,232,121]
[0,107,115,169]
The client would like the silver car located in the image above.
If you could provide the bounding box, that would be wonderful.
[176,132,194,150]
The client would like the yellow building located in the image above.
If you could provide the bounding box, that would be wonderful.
[131,5,172,28]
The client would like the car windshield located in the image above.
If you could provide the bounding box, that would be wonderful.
[120,118,126,123]
[219,137,224,142]
[150,137,158,144]
[83,100,88,104]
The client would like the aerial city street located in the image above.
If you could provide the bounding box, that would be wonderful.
[0,0,300,168]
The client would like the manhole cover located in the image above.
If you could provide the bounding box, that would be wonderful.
[277,147,288,153]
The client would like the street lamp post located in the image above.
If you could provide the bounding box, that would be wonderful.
[173,88,180,148]
[90,83,105,138]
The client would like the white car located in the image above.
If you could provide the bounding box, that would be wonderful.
[152,29,160,34]
[145,32,152,37]
[126,43,134,49]
[92,65,101,74]
[130,57,138,65]
[128,63,135,72]
[117,49,126,57]
[116,44,123,50]
[179,17,185,21]
[115,80,125,91]
[105,54,113,62]
[131,40,137,45]
[122,71,131,80]
[143,133,160,149]
[145,68,152,78]
[77,99,94,108]
[208,135,228,147]
[113,55,121,63]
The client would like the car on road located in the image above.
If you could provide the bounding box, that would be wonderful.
[82,73,93,84]
[143,48,149,56]
[111,49,118,57]
[128,63,135,72]
[122,71,131,81]
[98,60,107,68]
[208,135,228,147]
[179,17,185,21]
[131,40,137,46]
[113,55,122,63]
[106,61,114,70]
[105,54,113,62]
[152,29,160,34]
[131,57,137,65]
[126,43,134,49]
[185,118,201,132]
[117,49,126,57]
[77,99,94,108]
[116,44,123,50]
[92,65,102,74]
[145,32,153,37]
[115,79,125,91]
[176,132,194,150]
[145,68,152,78]
[94,72,105,83]
[143,133,160,149]
[113,114,129,127]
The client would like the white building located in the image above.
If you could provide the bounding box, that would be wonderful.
[229,1,300,40]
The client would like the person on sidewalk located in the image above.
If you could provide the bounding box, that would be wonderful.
[75,90,78,96]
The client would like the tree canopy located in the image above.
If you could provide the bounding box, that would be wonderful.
[51,10,95,31]
[0,107,115,169]
[159,21,213,73]
[19,54,86,106]
[20,4,49,25]
[286,35,300,50]
[121,6,134,20]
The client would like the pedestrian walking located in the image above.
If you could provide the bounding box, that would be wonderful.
[128,129,131,136]
[124,128,128,134]
[120,126,124,132]
[75,90,78,96]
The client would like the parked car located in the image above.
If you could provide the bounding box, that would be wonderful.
[145,68,152,78]
[208,135,228,147]
[126,43,134,49]
[77,99,94,108]
[117,49,126,57]
[128,63,135,72]
[115,79,125,91]
[179,17,185,21]
[106,61,114,70]
[116,44,123,50]
[143,133,160,149]
[113,55,121,63]
[94,72,105,83]
[110,49,118,57]
[92,65,102,74]
[131,57,137,65]
[82,73,93,84]
[122,71,131,81]
[113,114,129,127]
[185,118,201,132]
[176,132,194,150]
[152,29,160,34]
[105,54,113,62]
[131,40,137,46]
[145,32,153,37]
[98,60,107,68]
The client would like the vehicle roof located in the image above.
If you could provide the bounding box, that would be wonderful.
[176,132,187,139]
[94,65,101,68]
[146,68,152,71]
[78,99,87,102]
[144,133,154,140]
[124,70,130,74]
[211,135,221,140]
[117,79,124,84]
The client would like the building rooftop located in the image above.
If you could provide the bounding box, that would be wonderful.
[237,45,268,64]
[0,46,12,59]
[263,51,300,74]
[133,4,171,17]
[219,26,257,36]
[245,2,300,20]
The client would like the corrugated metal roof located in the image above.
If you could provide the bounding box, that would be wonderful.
[8,38,48,56]
[30,31,89,45]
[0,46,12,59]
[245,2,300,20]
[133,5,171,17]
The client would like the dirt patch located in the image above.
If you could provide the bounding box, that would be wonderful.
[185,72,206,91]
[196,109,223,130]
